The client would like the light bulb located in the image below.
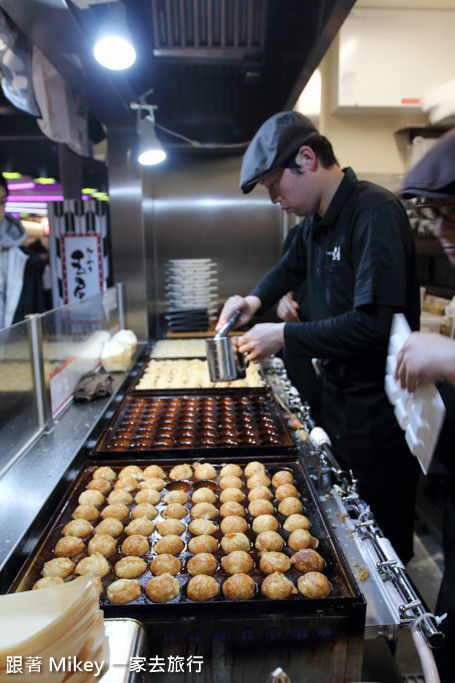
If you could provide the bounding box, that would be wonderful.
[94,35,136,70]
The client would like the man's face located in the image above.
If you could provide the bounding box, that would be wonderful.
[260,166,317,217]
[0,186,7,223]
[429,198,455,265]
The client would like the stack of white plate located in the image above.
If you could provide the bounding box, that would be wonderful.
[164,258,219,330]
[0,577,109,682]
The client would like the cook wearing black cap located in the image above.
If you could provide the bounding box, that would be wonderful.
[396,129,455,683]
[216,111,421,564]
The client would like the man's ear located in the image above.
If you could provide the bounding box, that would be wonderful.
[296,145,317,171]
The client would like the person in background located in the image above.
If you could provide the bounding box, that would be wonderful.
[397,128,455,683]
[0,174,45,328]
[216,111,420,564]
[29,239,53,310]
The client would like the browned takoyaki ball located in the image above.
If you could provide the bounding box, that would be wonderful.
[143,464,166,479]
[125,517,155,537]
[119,465,143,480]
[222,573,256,601]
[87,533,117,557]
[188,519,218,536]
[191,502,217,520]
[114,476,138,492]
[291,549,325,574]
[277,497,303,516]
[247,486,272,502]
[220,516,248,534]
[244,461,266,477]
[260,572,297,599]
[138,477,165,492]
[252,515,279,533]
[169,463,193,480]
[248,499,275,517]
[220,464,243,477]
[54,535,85,558]
[219,501,245,518]
[156,519,186,536]
[194,463,217,480]
[42,557,75,578]
[192,488,217,505]
[131,503,158,520]
[72,504,100,522]
[220,533,251,553]
[78,490,105,506]
[186,553,218,576]
[62,519,93,538]
[162,503,187,520]
[221,551,253,575]
[108,489,133,506]
[150,554,182,577]
[154,535,184,556]
[135,488,161,505]
[282,514,311,532]
[121,535,150,557]
[93,466,116,481]
[297,572,331,599]
[259,551,292,574]
[87,477,111,494]
[287,529,319,551]
[94,518,124,537]
[163,490,189,505]
[219,488,245,504]
[219,475,243,490]
[186,575,219,601]
[145,573,180,603]
[75,553,109,578]
[33,576,64,590]
[246,473,271,489]
[187,534,219,555]
[275,483,299,501]
[255,531,284,553]
[271,470,294,488]
[107,578,141,604]
[101,503,129,521]
[115,556,147,579]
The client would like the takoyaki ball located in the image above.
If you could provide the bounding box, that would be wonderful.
[221,551,254,575]
[94,518,124,537]
[101,503,130,521]
[62,519,93,538]
[275,483,300,501]
[33,576,64,590]
[115,556,147,579]
[75,553,110,578]
[54,536,85,558]
[145,573,180,603]
[194,463,217,480]
[87,478,111,494]
[282,514,311,532]
[247,486,272,502]
[188,519,218,536]
[154,535,184,556]
[220,463,243,477]
[220,533,251,553]
[288,529,319,551]
[277,497,303,516]
[125,517,155,537]
[119,465,143,480]
[121,535,150,557]
[259,551,292,574]
[248,499,275,517]
[107,578,141,604]
[114,476,138,492]
[186,575,219,602]
[108,489,133,506]
[255,531,284,553]
[219,501,245,518]
[297,572,331,599]
[131,503,158,520]
[187,535,218,555]
[138,477,165,492]
[143,464,166,479]
[244,461,266,477]
[247,473,271,489]
[93,466,116,481]
[72,504,100,522]
[87,534,116,557]
[291,549,325,574]
[187,553,218,576]
[78,490,105,506]
[192,488,217,505]
[222,574,256,601]
[135,488,161,506]
[169,463,193,480]
[219,487,245,504]
[191,502,217,520]
[156,519,186,536]
[261,572,297,599]
[150,554,182,577]
[42,557,75,578]
[220,516,248,534]
[219,475,243,490]
[252,515,279,533]
[163,490,189,505]
[162,503,187,520]
[271,470,294,488]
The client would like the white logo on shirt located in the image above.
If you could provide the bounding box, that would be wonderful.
[326,246,341,261]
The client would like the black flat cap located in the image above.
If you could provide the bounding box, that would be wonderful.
[240,111,319,194]
[402,129,455,199]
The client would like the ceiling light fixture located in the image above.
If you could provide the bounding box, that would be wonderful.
[131,98,166,166]
[93,3,136,70]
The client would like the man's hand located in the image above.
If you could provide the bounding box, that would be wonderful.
[277,294,300,322]
[215,295,261,332]
[237,323,286,362]
[395,331,455,391]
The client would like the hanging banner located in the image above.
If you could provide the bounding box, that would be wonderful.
[61,233,104,304]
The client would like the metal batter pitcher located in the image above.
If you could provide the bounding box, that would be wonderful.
[206,310,247,382]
